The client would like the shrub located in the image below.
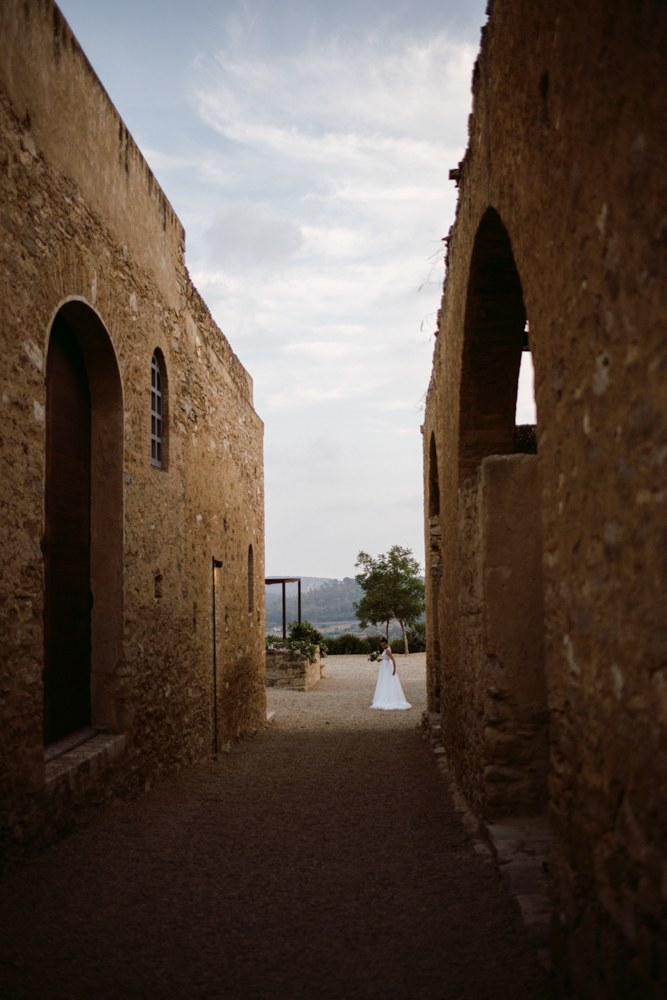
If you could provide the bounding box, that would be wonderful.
[406,621,426,653]
[287,620,328,656]
[326,633,386,656]
[364,635,384,655]
[265,620,326,663]
[384,622,426,655]
[326,633,365,655]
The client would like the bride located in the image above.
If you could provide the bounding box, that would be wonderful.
[370,638,411,710]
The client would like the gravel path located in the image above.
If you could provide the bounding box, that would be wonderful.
[0,654,553,1000]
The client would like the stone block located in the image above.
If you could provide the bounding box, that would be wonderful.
[265,648,322,692]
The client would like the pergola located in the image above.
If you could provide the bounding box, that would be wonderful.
[265,577,302,640]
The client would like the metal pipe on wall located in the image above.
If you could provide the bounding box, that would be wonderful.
[212,557,223,754]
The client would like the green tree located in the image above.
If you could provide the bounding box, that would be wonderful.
[354,545,425,654]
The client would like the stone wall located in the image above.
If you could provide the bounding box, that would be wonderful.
[480,455,548,821]
[445,456,548,823]
[0,0,266,864]
[266,649,323,692]
[423,0,667,995]
[452,468,484,816]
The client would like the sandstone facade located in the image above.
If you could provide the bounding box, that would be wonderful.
[423,1,667,995]
[0,0,266,863]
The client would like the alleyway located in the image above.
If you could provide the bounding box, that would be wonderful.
[0,655,552,1000]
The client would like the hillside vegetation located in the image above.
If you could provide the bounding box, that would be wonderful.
[265,577,361,625]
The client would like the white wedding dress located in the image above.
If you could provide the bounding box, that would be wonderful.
[370,649,412,710]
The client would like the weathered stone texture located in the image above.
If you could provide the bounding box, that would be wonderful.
[481,456,548,821]
[444,456,548,823]
[0,0,266,863]
[265,648,323,691]
[424,0,667,995]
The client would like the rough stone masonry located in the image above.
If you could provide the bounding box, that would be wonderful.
[422,1,667,997]
[0,0,266,863]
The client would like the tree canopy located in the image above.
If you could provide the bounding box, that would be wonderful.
[353,545,425,653]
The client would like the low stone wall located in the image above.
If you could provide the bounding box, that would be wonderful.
[265,648,323,691]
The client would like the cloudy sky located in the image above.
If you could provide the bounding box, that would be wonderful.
[57,0,535,579]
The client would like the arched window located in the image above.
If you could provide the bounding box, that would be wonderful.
[248,545,254,614]
[150,353,163,467]
[455,207,547,819]
[458,207,526,483]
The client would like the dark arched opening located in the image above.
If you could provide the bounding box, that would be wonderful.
[44,318,91,743]
[455,209,547,821]
[44,301,123,746]
[458,207,526,484]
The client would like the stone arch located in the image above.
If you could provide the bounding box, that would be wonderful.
[458,207,526,484]
[44,299,124,742]
[455,211,548,820]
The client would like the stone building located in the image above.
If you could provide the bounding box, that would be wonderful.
[0,0,266,862]
[422,0,667,996]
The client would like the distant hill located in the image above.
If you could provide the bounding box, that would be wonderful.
[265,576,332,601]
[265,577,361,625]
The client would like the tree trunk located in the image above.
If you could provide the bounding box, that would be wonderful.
[399,618,409,655]
[385,620,390,641]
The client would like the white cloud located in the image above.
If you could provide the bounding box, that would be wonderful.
[197,35,477,145]
[50,0,489,579]
[180,24,481,577]
[203,204,303,267]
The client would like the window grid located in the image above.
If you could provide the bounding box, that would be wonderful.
[151,354,163,467]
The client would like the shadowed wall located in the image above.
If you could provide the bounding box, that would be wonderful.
[423,1,667,995]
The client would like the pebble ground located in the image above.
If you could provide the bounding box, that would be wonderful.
[0,654,554,1000]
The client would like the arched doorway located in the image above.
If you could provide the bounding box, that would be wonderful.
[43,301,123,746]
[456,208,547,820]
[44,316,92,743]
